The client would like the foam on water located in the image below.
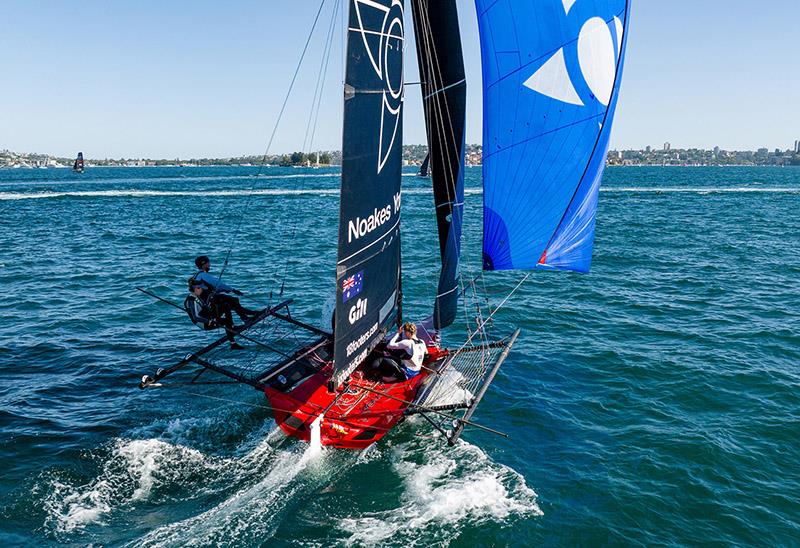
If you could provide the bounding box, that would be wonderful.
[0,189,340,200]
[46,480,112,532]
[0,187,462,200]
[44,438,216,533]
[132,441,345,547]
[603,187,800,193]
[41,405,539,545]
[339,435,541,546]
[41,412,284,536]
[0,172,339,188]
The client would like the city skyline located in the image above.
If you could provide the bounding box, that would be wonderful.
[1,1,798,157]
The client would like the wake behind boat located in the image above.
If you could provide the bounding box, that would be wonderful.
[138,0,630,450]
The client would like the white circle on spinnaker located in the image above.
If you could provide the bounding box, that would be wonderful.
[578,17,617,106]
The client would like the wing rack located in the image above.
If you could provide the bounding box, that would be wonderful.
[139,299,332,390]
[411,329,519,445]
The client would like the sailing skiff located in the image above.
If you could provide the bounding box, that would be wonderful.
[139,0,630,449]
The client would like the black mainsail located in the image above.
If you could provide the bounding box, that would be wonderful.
[331,0,405,389]
[418,152,430,177]
[73,152,84,173]
[411,0,466,330]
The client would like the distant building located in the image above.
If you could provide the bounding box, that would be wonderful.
[663,142,671,151]
[794,140,800,153]
[713,146,720,155]
[645,145,651,153]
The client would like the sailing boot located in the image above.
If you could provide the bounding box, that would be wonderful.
[235,306,261,321]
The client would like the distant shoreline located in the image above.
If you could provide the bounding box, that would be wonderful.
[2,143,799,168]
[2,163,799,170]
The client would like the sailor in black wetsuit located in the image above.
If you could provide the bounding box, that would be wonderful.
[185,278,244,349]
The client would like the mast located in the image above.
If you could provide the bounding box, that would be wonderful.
[331,0,405,390]
[411,0,466,330]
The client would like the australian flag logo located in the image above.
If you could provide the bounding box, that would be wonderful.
[342,271,364,303]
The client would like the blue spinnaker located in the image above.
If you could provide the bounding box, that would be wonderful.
[477,0,630,272]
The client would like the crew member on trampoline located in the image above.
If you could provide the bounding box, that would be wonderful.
[190,255,260,321]
[368,322,426,382]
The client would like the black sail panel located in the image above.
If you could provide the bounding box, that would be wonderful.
[332,0,405,389]
[411,0,466,330]
[418,152,430,177]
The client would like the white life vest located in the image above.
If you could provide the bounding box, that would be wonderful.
[401,338,426,372]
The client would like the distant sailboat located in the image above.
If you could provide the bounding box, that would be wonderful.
[139,0,631,449]
[72,152,84,173]
[418,152,430,177]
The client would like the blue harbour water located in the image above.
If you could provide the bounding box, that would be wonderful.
[1,165,799,546]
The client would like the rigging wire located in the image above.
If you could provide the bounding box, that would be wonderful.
[307,13,338,158]
[416,0,530,348]
[458,272,530,351]
[277,0,340,297]
[414,0,487,341]
[302,0,340,154]
[215,0,330,289]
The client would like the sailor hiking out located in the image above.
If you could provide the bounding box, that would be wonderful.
[184,255,260,349]
[368,322,427,382]
[191,255,259,315]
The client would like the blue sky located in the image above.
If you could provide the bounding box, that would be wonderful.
[1,0,798,158]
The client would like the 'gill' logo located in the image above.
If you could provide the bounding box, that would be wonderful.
[348,298,368,324]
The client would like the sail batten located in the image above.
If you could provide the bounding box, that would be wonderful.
[332,0,405,389]
[477,0,630,273]
[411,0,467,329]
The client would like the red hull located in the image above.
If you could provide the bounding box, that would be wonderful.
[265,346,446,449]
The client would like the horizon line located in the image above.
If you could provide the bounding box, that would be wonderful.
[4,143,799,161]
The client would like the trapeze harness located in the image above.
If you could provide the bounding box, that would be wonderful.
[184,293,219,331]
[184,270,217,330]
[386,332,426,379]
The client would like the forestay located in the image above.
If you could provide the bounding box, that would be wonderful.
[411,0,467,329]
[477,0,630,272]
[332,0,405,389]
